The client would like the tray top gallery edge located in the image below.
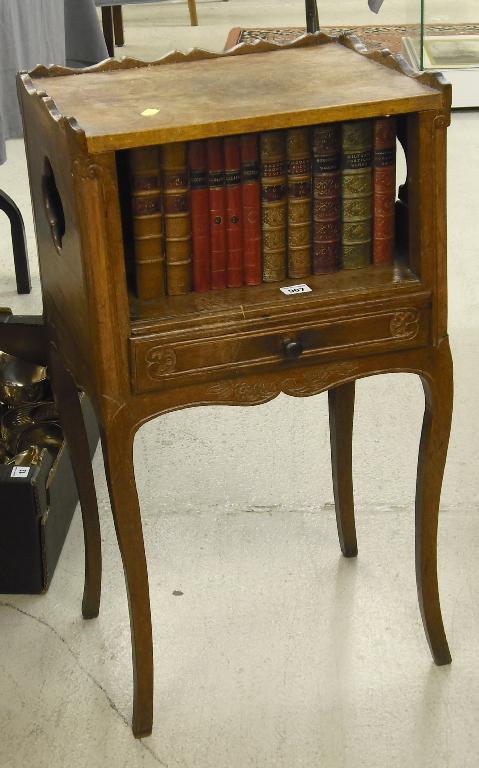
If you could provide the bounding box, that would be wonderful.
[29,42,444,153]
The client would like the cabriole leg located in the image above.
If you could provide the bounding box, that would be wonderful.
[416,339,453,665]
[328,382,358,558]
[101,414,153,737]
[48,345,102,618]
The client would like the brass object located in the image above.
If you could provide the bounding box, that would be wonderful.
[0,442,8,463]
[17,422,63,457]
[5,444,43,466]
[1,401,59,454]
[0,352,48,406]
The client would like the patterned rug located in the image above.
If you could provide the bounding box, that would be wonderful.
[224,24,479,54]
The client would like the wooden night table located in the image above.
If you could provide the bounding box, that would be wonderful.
[17,33,453,737]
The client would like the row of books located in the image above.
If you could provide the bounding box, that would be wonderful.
[127,117,396,299]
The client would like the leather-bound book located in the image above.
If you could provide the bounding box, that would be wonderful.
[240,134,261,286]
[128,146,165,299]
[373,117,396,265]
[341,119,373,269]
[161,142,193,295]
[188,140,211,292]
[224,136,243,288]
[286,127,312,278]
[312,123,341,274]
[207,138,227,289]
[260,130,287,282]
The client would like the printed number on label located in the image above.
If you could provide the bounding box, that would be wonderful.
[280,284,312,295]
[10,467,30,478]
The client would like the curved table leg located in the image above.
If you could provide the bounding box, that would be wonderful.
[0,188,31,294]
[101,413,153,738]
[416,338,453,665]
[328,382,357,558]
[48,345,102,619]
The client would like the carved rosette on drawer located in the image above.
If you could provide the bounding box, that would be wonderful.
[130,299,430,394]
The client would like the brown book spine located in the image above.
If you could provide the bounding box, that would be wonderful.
[341,119,373,270]
[161,142,193,296]
[240,134,261,286]
[128,147,165,299]
[207,138,227,289]
[260,130,287,282]
[224,136,243,288]
[189,140,211,292]
[286,127,312,278]
[312,124,341,274]
[373,117,396,265]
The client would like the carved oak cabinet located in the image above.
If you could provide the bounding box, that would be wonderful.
[17,34,453,737]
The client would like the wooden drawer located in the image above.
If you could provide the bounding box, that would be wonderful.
[130,298,430,394]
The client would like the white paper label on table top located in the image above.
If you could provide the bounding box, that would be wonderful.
[280,284,312,295]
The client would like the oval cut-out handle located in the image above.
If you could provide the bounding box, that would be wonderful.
[42,158,65,251]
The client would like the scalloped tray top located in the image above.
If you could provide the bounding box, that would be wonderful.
[25,34,446,153]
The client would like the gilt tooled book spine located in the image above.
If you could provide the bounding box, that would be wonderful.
[207,138,227,289]
[128,147,165,299]
[373,117,396,266]
[286,127,312,278]
[240,134,261,286]
[224,136,243,288]
[260,131,287,282]
[189,141,211,292]
[341,119,373,269]
[312,123,341,274]
[161,143,193,295]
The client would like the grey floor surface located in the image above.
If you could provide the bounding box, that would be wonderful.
[1,1,479,766]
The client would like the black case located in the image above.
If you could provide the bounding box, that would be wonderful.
[0,394,99,594]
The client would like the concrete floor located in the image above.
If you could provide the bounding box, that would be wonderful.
[1,1,479,766]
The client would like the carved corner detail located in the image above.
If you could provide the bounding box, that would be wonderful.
[72,158,104,182]
[146,346,177,378]
[390,309,420,340]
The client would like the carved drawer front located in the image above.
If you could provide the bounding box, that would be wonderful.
[130,304,429,394]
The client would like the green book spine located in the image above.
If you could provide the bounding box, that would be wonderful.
[286,127,312,278]
[260,131,287,282]
[341,120,373,269]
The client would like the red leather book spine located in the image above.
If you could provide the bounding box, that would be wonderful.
[373,117,396,265]
[312,124,341,274]
[207,138,227,289]
[240,134,261,286]
[224,136,243,288]
[189,140,211,292]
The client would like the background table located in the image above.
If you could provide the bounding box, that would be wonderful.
[0,0,107,164]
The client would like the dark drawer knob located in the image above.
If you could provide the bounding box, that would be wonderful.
[283,338,304,359]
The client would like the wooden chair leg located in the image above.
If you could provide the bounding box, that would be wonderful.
[0,188,31,295]
[416,338,453,665]
[48,344,102,619]
[101,6,115,57]
[101,414,153,738]
[113,6,124,47]
[187,0,198,27]
[305,0,320,33]
[328,382,358,558]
